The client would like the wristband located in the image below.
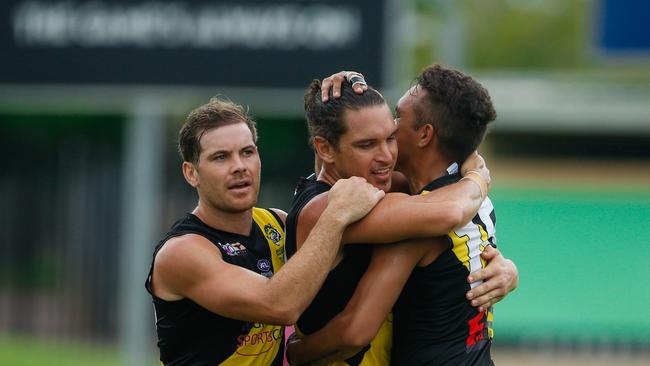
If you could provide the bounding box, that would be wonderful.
[461,170,487,200]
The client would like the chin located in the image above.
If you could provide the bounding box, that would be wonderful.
[371,179,392,192]
[222,196,258,213]
[226,203,256,213]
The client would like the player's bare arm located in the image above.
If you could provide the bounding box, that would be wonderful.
[151,177,384,325]
[288,241,516,364]
[287,239,438,365]
[296,159,488,248]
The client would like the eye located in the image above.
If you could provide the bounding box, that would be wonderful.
[387,134,397,141]
[213,154,226,161]
[242,147,256,156]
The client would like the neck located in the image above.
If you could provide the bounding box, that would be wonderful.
[317,164,343,186]
[193,201,253,236]
[404,151,453,194]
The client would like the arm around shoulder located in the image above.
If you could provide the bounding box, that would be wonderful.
[287,240,430,365]
[341,183,479,244]
[153,234,301,325]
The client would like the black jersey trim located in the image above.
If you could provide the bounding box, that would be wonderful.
[266,208,285,231]
[419,171,461,193]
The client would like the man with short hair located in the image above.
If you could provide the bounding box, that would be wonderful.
[287,66,517,365]
[144,96,386,366]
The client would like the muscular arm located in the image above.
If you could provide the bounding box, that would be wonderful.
[344,179,484,243]
[152,177,384,326]
[287,238,444,364]
[297,178,484,248]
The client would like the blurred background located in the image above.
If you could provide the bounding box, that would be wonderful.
[1,0,649,365]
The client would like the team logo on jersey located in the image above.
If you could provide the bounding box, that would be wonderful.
[257,259,271,272]
[218,242,248,256]
[264,224,282,245]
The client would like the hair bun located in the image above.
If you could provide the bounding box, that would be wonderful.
[304,79,322,111]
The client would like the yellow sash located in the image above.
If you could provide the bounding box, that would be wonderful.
[219,208,286,366]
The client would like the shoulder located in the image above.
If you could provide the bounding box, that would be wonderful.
[155,234,223,275]
[298,191,329,229]
[153,234,224,299]
[268,208,287,223]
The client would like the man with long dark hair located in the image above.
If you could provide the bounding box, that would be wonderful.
[287,66,517,365]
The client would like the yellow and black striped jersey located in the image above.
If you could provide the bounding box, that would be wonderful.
[286,176,391,366]
[145,208,286,366]
[392,163,496,366]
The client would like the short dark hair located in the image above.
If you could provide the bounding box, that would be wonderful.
[414,64,496,162]
[178,96,257,164]
[304,78,386,148]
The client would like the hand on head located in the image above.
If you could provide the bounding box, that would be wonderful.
[320,71,368,102]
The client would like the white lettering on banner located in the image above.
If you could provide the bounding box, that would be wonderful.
[12,1,361,49]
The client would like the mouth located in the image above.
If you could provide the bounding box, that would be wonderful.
[370,167,391,180]
[227,180,252,193]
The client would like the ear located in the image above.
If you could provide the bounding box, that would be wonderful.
[312,136,336,164]
[418,124,435,148]
[182,161,200,188]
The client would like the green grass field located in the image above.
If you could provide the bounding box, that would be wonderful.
[490,185,650,344]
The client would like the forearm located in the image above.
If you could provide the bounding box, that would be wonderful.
[289,243,424,364]
[419,178,484,230]
[268,209,346,322]
[452,175,485,226]
[288,317,360,365]
[342,183,479,244]
[186,179,383,326]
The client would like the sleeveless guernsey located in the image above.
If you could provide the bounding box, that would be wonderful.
[145,208,285,366]
[285,176,392,366]
[391,166,496,366]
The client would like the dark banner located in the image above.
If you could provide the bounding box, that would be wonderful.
[0,0,385,87]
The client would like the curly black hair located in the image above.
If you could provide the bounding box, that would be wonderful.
[414,64,496,162]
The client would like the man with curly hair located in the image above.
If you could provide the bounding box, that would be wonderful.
[287,64,514,365]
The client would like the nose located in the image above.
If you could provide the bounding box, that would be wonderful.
[376,141,394,164]
[230,154,248,174]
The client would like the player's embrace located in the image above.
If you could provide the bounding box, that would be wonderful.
[145,97,385,366]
